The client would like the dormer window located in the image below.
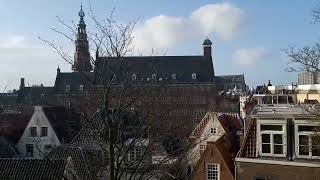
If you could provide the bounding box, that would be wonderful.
[132,74,137,81]
[172,74,176,80]
[260,124,284,156]
[152,74,156,80]
[112,74,116,81]
[192,73,197,80]
[79,85,84,91]
[66,85,70,92]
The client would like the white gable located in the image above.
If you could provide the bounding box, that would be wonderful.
[16,106,61,159]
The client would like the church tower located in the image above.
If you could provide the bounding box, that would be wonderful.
[72,5,92,72]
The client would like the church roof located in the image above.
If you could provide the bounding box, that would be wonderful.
[54,71,94,93]
[215,74,245,84]
[94,55,214,84]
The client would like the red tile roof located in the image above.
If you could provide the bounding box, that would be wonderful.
[190,112,243,138]
[237,118,257,158]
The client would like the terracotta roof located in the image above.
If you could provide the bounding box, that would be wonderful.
[237,118,257,158]
[48,145,105,180]
[190,112,211,137]
[0,158,74,180]
[217,113,242,132]
[0,108,34,143]
[190,136,234,179]
[190,112,242,138]
[0,106,80,144]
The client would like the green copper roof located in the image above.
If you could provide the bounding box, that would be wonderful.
[202,38,212,46]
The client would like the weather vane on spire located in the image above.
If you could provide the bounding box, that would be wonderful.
[78,1,85,18]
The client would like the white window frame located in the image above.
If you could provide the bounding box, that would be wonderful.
[259,124,286,157]
[211,128,217,134]
[296,125,320,159]
[192,73,197,80]
[79,84,84,91]
[207,163,219,180]
[172,73,176,80]
[132,74,137,81]
[152,73,156,80]
[200,144,207,150]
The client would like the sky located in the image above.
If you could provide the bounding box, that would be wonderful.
[1,0,320,91]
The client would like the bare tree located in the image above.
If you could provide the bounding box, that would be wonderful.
[39,6,200,180]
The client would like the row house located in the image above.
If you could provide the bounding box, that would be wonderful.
[187,112,243,180]
[236,104,320,180]
[0,106,81,158]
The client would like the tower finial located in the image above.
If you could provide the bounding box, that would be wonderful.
[79,3,85,18]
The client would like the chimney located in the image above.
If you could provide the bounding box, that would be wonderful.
[20,78,25,89]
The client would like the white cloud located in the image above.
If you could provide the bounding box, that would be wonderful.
[133,2,246,52]
[233,47,269,65]
[0,35,68,91]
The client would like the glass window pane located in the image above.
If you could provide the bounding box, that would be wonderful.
[312,146,320,156]
[262,144,271,153]
[273,134,283,144]
[261,125,282,131]
[299,145,309,155]
[274,145,283,154]
[311,136,320,147]
[299,135,309,145]
[262,134,270,143]
[298,126,317,132]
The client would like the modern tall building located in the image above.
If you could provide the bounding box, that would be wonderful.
[298,71,320,85]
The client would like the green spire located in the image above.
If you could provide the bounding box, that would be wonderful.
[78,5,85,26]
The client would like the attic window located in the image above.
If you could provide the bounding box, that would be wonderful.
[132,74,137,81]
[41,127,48,137]
[211,128,217,134]
[152,74,156,80]
[192,73,197,80]
[172,74,176,80]
[30,127,37,137]
[79,85,84,91]
[66,85,70,92]
[112,74,116,81]
[200,144,207,150]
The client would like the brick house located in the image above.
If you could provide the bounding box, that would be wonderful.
[187,112,243,179]
[236,104,320,180]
